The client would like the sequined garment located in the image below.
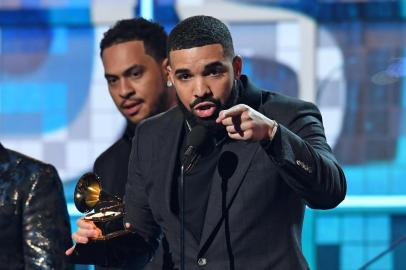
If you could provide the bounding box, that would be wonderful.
[0,143,72,269]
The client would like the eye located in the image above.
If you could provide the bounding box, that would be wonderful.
[208,70,220,76]
[131,70,142,78]
[177,73,191,80]
[205,66,224,77]
[106,77,118,85]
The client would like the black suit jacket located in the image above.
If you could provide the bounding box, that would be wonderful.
[93,125,171,270]
[0,143,72,270]
[125,76,347,269]
[94,126,133,200]
[93,127,131,270]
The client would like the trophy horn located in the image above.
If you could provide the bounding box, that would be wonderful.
[74,172,103,213]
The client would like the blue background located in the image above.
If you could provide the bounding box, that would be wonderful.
[1,0,406,269]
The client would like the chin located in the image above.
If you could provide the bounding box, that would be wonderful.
[129,110,149,124]
[127,115,142,125]
[195,116,218,127]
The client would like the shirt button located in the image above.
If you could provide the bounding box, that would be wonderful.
[197,257,207,266]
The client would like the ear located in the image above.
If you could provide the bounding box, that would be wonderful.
[161,58,173,85]
[161,58,169,77]
[232,55,243,80]
[166,60,174,84]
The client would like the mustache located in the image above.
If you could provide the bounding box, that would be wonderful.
[120,97,144,108]
[189,96,222,109]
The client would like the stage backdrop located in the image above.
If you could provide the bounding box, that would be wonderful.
[1,0,406,269]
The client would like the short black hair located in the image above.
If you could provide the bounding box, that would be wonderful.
[167,15,235,59]
[100,18,167,62]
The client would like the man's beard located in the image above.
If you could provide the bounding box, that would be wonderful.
[177,81,239,136]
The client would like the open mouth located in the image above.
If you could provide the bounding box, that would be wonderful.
[122,101,142,116]
[193,101,217,118]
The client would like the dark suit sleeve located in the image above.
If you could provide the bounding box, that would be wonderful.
[124,124,162,266]
[262,100,346,209]
[93,157,102,178]
[22,164,72,270]
[76,144,154,269]
[93,139,131,198]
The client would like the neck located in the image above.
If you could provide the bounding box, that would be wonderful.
[165,86,177,109]
[156,86,177,115]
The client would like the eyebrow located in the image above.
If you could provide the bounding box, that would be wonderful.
[104,64,145,79]
[174,68,190,76]
[202,61,226,73]
[204,61,225,70]
[174,61,226,76]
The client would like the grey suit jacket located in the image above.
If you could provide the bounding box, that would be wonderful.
[125,75,346,270]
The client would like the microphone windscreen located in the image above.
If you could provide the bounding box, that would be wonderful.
[186,125,208,148]
[218,151,238,180]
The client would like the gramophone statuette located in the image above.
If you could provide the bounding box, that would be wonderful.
[69,173,147,266]
[74,172,129,239]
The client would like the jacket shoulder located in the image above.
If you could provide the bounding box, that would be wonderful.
[8,149,57,176]
[5,149,61,201]
[264,91,318,111]
[137,106,180,134]
[94,138,127,168]
[261,91,322,124]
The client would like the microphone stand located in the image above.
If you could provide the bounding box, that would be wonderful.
[180,164,186,270]
[221,177,235,269]
[180,150,200,270]
[178,123,207,270]
[358,234,406,269]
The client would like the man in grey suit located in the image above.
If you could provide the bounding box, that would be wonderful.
[73,15,346,270]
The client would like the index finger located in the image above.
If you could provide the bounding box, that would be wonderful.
[217,104,249,122]
[65,245,75,256]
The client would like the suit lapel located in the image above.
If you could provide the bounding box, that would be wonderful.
[156,108,203,244]
[199,140,260,250]
[237,75,262,110]
[198,76,264,250]
[155,108,184,218]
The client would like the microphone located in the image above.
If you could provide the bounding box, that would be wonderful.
[180,125,208,270]
[183,125,208,173]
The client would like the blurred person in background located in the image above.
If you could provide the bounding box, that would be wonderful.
[0,142,72,269]
[66,18,176,270]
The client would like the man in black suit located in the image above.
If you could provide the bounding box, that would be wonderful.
[73,15,346,269]
[66,18,176,269]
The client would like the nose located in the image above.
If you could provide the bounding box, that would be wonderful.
[193,77,211,97]
[118,78,135,98]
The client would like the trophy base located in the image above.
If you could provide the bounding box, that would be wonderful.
[91,229,130,241]
[67,230,145,266]
[84,210,125,237]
